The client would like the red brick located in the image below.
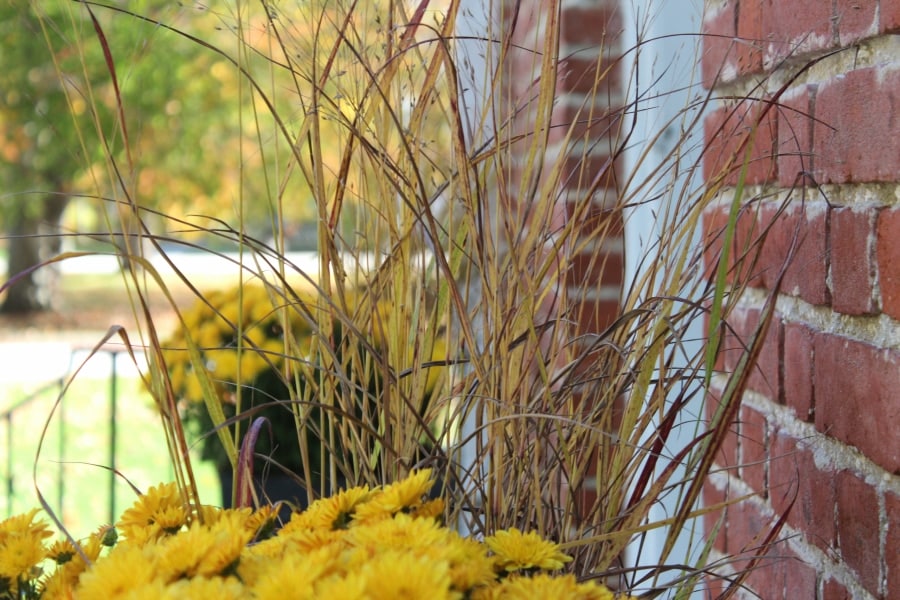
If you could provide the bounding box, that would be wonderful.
[756,202,795,290]
[783,548,818,597]
[708,386,740,470]
[739,404,768,495]
[835,470,881,595]
[550,102,622,148]
[814,333,900,472]
[704,100,779,186]
[569,297,621,335]
[713,201,829,305]
[763,0,834,63]
[703,483,728,553]
[556,55,621,96]
[886,492,900,597]
[559,5,622,47]
[732,202,768,288]
[566,245,624,289]
[718,306,781,400]
[883,0,900,33]
[756,316,782,401]
[747,543,818,600]
[813,67,900,183]
[830,207,878,315]
[701,3,737,86]
[736,0,764,75]
[782,321,815,421]
[791,206,830,305]
[776,85,816,188]
[725,499,774,568]
[702,204,732,285]
[742,544,786,599]
[822,578,852,600]
[703,574,728,599]
[762,204,830,305]
[556,152,623,192]
[769,430,836,553]
[877,208,900,320]
[722,306,760,373]
[503,1,543,48]
[835,0,878,44]
[553,198,625,238]
[723,499,760,557]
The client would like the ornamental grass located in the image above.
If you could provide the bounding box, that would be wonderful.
[1,0,803,597]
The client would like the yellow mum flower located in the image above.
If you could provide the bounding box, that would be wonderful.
[74,544,158,598]
[409,497,445,521]
[484,528,573,573]
[117,482,188,543]
[242,504,281,540]
[248,296,277,325]
[0,508,51,592]
[206,348,240,383]
[154,517,250,581]
[41,534,107,597]
[239,541,343,589]
[0,534,46,593]
[184,374,206,405]
[345,512,446,554]
[168,361,187,397]
[312,573,367,599]
[0,507,51,539]
[193,504,229,526]
[358,549,456,600]
[439,535,497,593]
[46,538,77,565]
[196,320,224,349]
[244,325,270,348]
[480,573,616,600]
[277,526,345,553]
[238,347,270,381]
[247,550,326,600]
[352,469,435,522]
[285,485,372,532]
[180,304,205,333]
[218,299,243,328]
[164,575,245,600]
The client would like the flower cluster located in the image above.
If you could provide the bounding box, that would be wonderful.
[160,285,446,482]
[160,284,319,476]
[163,284,311,409]
[2,472,635,599]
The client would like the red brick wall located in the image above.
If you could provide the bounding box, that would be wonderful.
[702,1,900,597]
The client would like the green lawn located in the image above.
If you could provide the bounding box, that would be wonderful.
[1,267,312,535]
[1,359,220,537]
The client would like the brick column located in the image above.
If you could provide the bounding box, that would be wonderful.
[500,0,626,519]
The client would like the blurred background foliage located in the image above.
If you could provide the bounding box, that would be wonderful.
[0,1,324,311]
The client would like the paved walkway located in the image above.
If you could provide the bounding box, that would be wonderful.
[1,249,378,390]
[0,341,145,386]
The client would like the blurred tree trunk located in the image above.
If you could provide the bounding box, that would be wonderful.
[2,194,68,314]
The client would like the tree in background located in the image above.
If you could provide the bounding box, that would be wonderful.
[0,2,315,313]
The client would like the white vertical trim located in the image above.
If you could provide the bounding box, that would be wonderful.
[621,1,707,597]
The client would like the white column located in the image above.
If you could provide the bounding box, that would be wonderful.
[622,0,707,596]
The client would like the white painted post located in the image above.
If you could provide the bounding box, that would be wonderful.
[622,1,707,596]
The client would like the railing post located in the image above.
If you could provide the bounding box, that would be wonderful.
[109,349,118,525]
[5,411,12,518]
[58,386,66,518]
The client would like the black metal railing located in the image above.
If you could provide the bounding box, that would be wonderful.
[2,346,126,524]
